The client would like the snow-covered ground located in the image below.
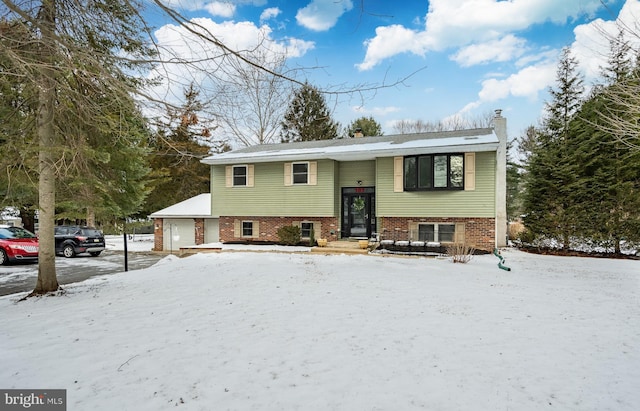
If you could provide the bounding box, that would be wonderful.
[104,234,312,253]
[1,248,638,410]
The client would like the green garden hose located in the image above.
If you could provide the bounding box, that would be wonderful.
[493,248,511,271]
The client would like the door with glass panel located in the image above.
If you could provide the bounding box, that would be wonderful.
[341,187,375,238]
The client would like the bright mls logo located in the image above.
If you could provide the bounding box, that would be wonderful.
[0,390,66,411]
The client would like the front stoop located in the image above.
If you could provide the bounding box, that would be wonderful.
[310,240,370,255]
[179,246,222,256]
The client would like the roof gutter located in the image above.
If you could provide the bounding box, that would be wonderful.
[202,142,499,165]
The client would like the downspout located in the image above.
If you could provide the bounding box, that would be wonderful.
[493,109,508,248]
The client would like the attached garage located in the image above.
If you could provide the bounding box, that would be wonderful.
[149,194,218,252]
[161,218,195,253]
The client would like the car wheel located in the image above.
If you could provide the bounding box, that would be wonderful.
[0,248,7,265]
[62,244,76,258]
[89,251,101,257]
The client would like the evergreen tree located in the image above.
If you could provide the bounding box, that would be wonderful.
[522,48,585,249]
[346,116,383,137]
[601,30,633,85]
[1,0,156,293]
[567,35,640,253]
[55,97,152,226]
[280,83,339,142]
[143,84,226,215]
[506,138,522,221]
[569,90,640,253]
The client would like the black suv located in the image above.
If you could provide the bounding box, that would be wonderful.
[54,226,105,258]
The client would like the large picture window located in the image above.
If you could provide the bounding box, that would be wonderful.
[404,154,464,190]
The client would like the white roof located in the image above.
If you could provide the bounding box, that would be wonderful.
[149,193,213,218]
[202,128,499,165]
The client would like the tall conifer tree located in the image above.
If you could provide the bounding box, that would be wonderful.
[523,48,585,249]
[280,83,339,142]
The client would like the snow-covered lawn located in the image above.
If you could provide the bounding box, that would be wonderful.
[1,249,638,410]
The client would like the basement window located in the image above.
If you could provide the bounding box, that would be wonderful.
[418,223,456,242]
[242,221,254,237]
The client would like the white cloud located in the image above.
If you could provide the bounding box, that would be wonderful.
[480,60,557,102]
[456,58,556,118]
[571,0,640,80]
[260,7,281,23]
[451,35,527,67]
[356,25,431,71]
[154,0,267,15]
[351,105,401,116]
[296,0,353,31]
[147,18,314,106]
[204,1,236,18]
[357,0,607,70]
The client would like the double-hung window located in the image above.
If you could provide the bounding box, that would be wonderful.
[300,222,313,239]
[233,165,247,186]
[292,162,308,184]
[242,221,254,237]
[226,164,254,187]
[404,154,464,190]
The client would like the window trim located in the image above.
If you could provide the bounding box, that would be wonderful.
[417,223,457,243]
[404,153,464,191]
[241,221,254,238]
[291,161,309,185]
[232,165,248,187]
[300,222,313,239]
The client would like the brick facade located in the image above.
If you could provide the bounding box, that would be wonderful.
[219,216,339,243]
[153,218,163,251]
[379,216,496,251]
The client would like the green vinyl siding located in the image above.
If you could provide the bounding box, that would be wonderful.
[338,161,375,188]
[212,160,336,217]
[376,152,496,217]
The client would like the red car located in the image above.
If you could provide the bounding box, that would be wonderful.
[0,225,39,265]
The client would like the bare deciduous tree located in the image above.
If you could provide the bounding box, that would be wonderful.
[214,46,293,146]
[591,14,640,150]
[391,111,494,134]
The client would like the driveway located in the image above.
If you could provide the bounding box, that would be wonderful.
[0,250,164,296]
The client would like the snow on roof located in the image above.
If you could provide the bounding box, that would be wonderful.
[202,128,499,165]
[149,193,212,218]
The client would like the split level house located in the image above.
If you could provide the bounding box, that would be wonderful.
[153,109,508,252]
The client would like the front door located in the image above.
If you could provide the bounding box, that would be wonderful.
[342,187,375,238]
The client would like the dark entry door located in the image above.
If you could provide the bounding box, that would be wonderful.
[342,187,375,238]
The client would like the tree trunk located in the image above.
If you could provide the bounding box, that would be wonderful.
[87,207,96,228]
[19,207,36,233]
[33,0,59,294]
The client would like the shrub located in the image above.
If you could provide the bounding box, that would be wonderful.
[447,242,475,263]
[518,227,536,245]
[309,227,316,246]
[508,221,525,240]
[277,225,301,246]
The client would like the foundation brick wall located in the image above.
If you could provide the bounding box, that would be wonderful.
[379,216,496,251]
[153,218,163,251]
[219,216,339,243]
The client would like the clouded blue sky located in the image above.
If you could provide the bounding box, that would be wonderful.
[147,0,640,141]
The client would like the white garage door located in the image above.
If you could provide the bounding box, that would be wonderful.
[163,218,195,252]
[204,218,219,243]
